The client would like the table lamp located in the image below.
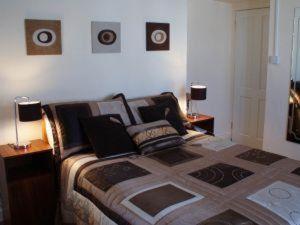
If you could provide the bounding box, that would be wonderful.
[188,83,207,119]
[13,96,42,149]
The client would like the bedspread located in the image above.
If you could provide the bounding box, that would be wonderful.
[61,135,300,225]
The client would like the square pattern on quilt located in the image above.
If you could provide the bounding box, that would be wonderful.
[236,149,286,165]
[149,147,202,167]
[121,182,204,224]
[190,136,236,151]
[189,163,254,188]
[84,161,151,192]
[292,167,300,176]
[198,209,258,225]
[247,181,300,225]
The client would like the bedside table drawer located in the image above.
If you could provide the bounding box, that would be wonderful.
[5,151,53,183]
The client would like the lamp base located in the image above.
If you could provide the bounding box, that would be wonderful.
[187,113,201,120]
[12,142,31,150]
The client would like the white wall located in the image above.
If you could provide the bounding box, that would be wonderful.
[187,0,233,138]
[263,0,300,160]
[0,0,187,145]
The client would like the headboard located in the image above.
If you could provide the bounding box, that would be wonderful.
[41,92,186,161]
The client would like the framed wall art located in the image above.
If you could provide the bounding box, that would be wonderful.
[25,19,62,55]
[146,22,170,51]
[91,21,121,53]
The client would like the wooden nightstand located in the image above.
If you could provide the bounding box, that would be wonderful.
[0,140,56,225]
[187,114,215,135]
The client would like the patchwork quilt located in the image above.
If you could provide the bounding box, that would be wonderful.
[61,135,300,225]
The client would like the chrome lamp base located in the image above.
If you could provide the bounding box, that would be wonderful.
[187,113,201,120]
[12,142,31,150]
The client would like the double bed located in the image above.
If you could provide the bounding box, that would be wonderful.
[41,93,300,225]
[60,133,300,225]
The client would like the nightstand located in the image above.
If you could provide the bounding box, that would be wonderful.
[187,114,215,135]
[0,140,56,225]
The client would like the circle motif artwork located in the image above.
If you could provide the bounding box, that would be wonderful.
[151,30,167,45]
[32,29,56,47]
[98,29,117,45]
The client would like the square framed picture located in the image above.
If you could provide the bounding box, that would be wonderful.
[25,19,62,55]
[91,21,121,53]
[146,22,170,51]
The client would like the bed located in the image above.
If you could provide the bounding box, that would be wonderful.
[42,93,300,225]
[58,133,300,225]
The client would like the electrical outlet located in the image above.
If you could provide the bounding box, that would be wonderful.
[269,56,280,65]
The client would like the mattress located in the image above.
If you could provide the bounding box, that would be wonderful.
[60,134,300,225]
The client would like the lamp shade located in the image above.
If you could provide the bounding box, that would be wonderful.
[191,84,207,100]
[18,101,42,122]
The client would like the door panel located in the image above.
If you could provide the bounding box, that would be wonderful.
[257,99,266,139]
[238,96,252,135]
[259,14,270,91]
[233,8,269,149]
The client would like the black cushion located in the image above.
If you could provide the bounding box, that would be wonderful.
[80,114,137,158]
[152,92,187,122]
[55,103,92,149]
[138,103,188,135]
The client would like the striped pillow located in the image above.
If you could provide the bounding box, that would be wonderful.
[127,120,185,155]
[42,95,135,161]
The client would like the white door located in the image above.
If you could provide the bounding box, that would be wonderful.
[232,8,269,149]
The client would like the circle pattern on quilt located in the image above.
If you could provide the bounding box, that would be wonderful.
[269,188,292,199]
[98,29,117,45]
[32,29,56,47]
[151,30,167,44]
